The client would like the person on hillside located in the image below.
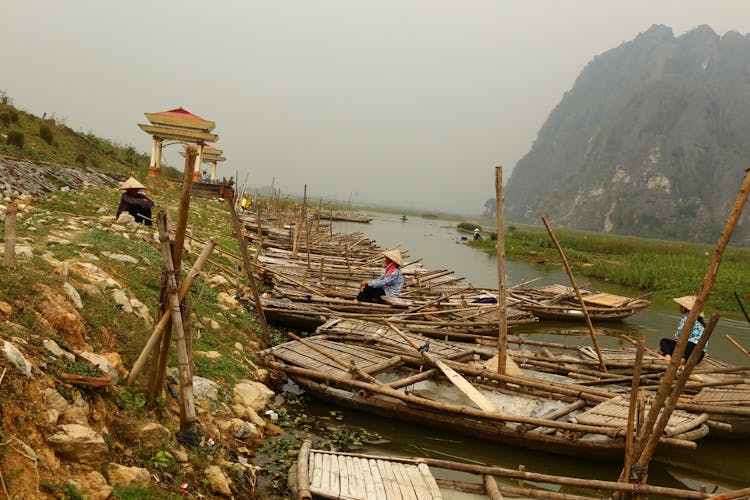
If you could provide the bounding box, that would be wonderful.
[240,192,251,213]
[658,295,707,363]
[356,249,405,303]
[116,177,155,226]
[473,228,481,240]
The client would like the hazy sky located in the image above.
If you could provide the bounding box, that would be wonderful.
[3,1,750,214]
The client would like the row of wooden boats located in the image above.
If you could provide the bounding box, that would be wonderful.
[232,207,749,496]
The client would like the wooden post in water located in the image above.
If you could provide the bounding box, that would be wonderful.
[495,166,508,375]
[3,202,17,269]
[541,216,607,373]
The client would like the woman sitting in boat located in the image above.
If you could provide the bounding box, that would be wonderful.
[357,249,404,303]
[658,295,707,363]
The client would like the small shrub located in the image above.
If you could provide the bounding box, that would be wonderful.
[457,222,479,232]
[6,129,24,148]
[0,111,10,127]
[75,152,87,165]
[39,124,54,144]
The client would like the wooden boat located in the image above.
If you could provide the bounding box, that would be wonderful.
[510,284,651,321]
[321,210,374,223]
[288,440,720,500]
[261,329,709,460]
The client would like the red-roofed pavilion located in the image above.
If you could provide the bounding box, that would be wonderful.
[138,107,219,180]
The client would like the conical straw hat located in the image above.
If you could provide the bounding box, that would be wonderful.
[120,177,146,190]
[673,295,704,317]
[382,249,404,267]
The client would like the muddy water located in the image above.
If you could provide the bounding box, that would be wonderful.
[313,213,750,493]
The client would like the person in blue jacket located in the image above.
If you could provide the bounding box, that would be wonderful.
[659,295,707,363]
[356,249,405,303]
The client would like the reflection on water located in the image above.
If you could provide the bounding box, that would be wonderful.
[329,213,750,492]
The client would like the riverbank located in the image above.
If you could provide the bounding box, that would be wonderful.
[466,222,750,312]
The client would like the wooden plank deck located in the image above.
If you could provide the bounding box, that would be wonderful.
[574,394,704,431]
[270,337,392,376]
[308,450,442,499]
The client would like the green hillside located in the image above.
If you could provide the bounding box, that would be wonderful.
[0,91,174,177]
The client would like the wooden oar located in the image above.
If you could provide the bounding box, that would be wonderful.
[725,334,750,360]
[383,320,497,413]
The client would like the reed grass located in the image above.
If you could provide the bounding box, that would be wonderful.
[470,223,750,311]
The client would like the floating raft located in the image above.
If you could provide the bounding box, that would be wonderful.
[296,446,441,499]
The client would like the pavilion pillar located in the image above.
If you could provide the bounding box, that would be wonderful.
[210,161,218,181]
[192,144,205,182]
[147,137,160,177]
[156,139,164,173]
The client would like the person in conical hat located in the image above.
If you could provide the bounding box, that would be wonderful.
[116,176,155,226]
[658,295,707,363]
[356,249,405,303]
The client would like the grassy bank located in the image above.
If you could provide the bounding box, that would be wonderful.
[467,223,750,312]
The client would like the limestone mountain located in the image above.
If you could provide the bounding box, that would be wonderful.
[504,24,750,244]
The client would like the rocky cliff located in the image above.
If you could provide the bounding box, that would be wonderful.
[505,24,750,244]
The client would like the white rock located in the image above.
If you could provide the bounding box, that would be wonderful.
[47,424,109,465]
[107,463,151,488]
[233,381,274,412]
[101,251,139,264]
[110,289,133,313]
[193,376,221,402]
[15,245,33,258]
[3,341,33,377]
[217,292,239,311]
[116,213,135,224]
[44,388,70,414]
[63,282,83,309]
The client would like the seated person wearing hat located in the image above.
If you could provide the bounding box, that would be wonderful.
[117,177,155,226]
[658,295,707,363]
[357,249,405,303]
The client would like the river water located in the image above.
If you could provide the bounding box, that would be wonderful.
[294,213,750,494]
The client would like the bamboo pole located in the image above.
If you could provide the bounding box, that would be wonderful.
[127,238,216,385]
[619,335,645,492]
[2,201,16,268]
[156,212,197,432]
[225,196,270,346]
[495,166,508,375]
[297,440,313,500]
[725,334,750,359]
[541,216,607,373]
[631,168,750,480]
[173,146,198,272]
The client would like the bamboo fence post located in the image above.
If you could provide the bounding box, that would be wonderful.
[631,168,750,479]
[618,335,645,494]
[725,334,750,359]
[256,204,264,259]
[2,201,17,268]
[127,237,216,385]
[225,196,270,346]
[156,211,197,432]
[541,216,607,373]
[173,146,198,272]
[495,166,508,375]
